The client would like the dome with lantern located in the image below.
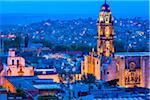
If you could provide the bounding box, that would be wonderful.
[101,0,110,12]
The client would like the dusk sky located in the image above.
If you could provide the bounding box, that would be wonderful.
[0,0,149,25]
[0,0,149,15]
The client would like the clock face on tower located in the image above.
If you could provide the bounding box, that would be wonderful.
[105,26,110,37]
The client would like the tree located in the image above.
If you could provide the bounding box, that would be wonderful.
[114,40,125,52]
[104,79,119,87]
[15,88,26,97]
[81,74,96,92]
[81,74,96,84]
[4,37,21,52]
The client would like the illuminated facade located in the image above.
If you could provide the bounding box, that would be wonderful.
[80,1,115,81]
[115,53,150,88]
[97,1,114,57]
[80,1,150,89]
[96,1,150,88]
[81,50,100,80]
[96,1,117,82]
[7,49,34,76]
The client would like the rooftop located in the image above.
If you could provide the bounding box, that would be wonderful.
[33,84,61,90]
[33,79,53,84]
[115,52,150,57]
[4,76,38,91]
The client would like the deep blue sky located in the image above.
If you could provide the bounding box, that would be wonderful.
[0,0,149,25]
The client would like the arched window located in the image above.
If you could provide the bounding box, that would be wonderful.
[12,60,14,65]
[17,60,19,67]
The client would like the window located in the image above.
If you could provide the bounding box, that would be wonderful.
[97,61,99,64]
[43,71,46,75]
[17,60,19,67]
[107,72,109,75]
[12,60,14,65]
[106,17,108,22]
[105,16,109,23]
[83,65,84,70]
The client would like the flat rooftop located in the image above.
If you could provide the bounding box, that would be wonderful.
[115,52,150,57]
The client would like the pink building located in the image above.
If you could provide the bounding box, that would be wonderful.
[6,49,34,76]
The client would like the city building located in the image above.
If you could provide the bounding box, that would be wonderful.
[35,68,60,83]
[80,49,100,80]
[1,76,64,99]
[96,0,116,82]
[79,0,150,89]
[33,80,63,96]
[1,76,38,94]
[115,52,150,88]
[6,49,34,76]
[80,0,115,81]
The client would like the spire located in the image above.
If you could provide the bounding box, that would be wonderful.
[105,0,106,4]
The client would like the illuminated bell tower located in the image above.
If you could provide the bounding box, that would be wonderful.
[97,0,114,60]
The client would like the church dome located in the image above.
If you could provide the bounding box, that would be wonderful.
[101,2,110,12]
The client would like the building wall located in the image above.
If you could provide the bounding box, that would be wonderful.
[7,67,34,76]
[116,56,149,88]
[81,51,100,80]
[94,58,100,80]
[115,56,125,86]
[103,61,116,82]
[75,74,82,80]
[143,57,150,88]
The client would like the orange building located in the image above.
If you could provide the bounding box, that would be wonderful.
[1,76,39,94]
[81,50,100,80]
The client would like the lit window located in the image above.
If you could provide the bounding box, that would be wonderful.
[102,6,105,10]
[43,71,46,74]
[107,72,109,75]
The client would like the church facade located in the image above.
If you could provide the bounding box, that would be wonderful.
[80,1,150,88]
[115,53,149,88]
[5,49,34,76]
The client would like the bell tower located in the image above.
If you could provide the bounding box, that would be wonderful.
[97,0,114,59]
